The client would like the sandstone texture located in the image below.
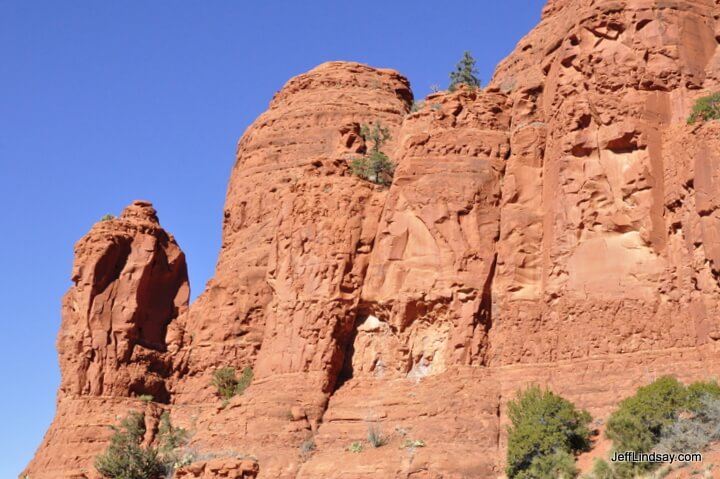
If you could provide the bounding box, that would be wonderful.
[24,0,720,477]
[25,201,189,477]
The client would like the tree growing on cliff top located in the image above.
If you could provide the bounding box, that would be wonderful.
[506,386,592,479]
[448,51,481,92]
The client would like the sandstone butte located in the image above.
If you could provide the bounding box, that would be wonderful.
[21,0,720,477]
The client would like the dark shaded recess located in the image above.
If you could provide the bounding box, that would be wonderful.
[606,132,640,154]
[571,144,594,157]
[133,233,188,354]
[333,305,373,393]
[636,19,652,31]
[475,255,497,365]
[90,237,132,295]
[394,86,414,107]
[129,376,170,404]
[320,304,359,395]
[576,113,592,130]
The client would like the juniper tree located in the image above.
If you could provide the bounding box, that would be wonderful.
[449,51,481,92]
[506,386,591,479]
[94,412,164,479]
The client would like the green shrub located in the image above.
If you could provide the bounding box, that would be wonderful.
[212,367,238,399]
[589,458,614,479]
[687,92,720,124]
[95,410,190,479]
[235,367,253,396]
[448,51,481,92]
[520,450,577,479]
[506,385,591,479]
[138,394,153,403]
[602,377,720,478]
[346,441,363,453]
[350,122,395,187]
[212,366,253,400]
[101,214,116,221]
[158,411,189,455]
[95,412,164,479]
[686,380,720,412]
[606,376,687,454]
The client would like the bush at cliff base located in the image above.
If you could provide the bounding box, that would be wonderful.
[95,410,189,479]
[506,385,592,479]
[604,376,720,478]
[94,411,164,479]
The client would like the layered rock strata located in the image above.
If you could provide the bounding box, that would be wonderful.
[24,0,720,477]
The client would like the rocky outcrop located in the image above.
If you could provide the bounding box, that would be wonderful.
[175,458,260,479]
[25,201,189,478]
[24,0,720,477]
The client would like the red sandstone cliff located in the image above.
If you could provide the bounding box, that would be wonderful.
[24,0,720,477]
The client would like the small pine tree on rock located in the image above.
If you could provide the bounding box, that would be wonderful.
[350,122,395,187]
[449,51,481,92]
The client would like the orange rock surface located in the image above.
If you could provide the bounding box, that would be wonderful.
[24,0,720,477]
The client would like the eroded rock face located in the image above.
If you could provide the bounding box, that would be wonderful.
[58,201,189,401]
[24,201,189,478]
[175,458,260,479]
[485,0,720,369]
[25,0,720,477]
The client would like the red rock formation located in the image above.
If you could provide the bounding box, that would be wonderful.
[24,201,189,478]
[24,0,720,477]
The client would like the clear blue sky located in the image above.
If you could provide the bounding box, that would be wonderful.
[0,1,545,476]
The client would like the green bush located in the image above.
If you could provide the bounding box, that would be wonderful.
[101,214,116,222]
[235,367,253,396]
[687,92,720,124]
[589,458,614,479]
[158,411,189,456]
[506,385,591,479]
[95,412,164,479]
[686,380,720,412]
[602,377,720,478]
[606,376,687,454]
[521,450,577,479]
[448,51,481,92]
[95,411,190,479]
[350,122,395,187]
[212,366,253,400]
[346,441,363,453]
